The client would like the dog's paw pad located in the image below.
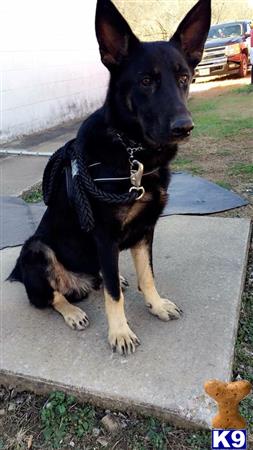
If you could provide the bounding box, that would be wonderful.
[65,306,89,330]
[148,298,182,321]
[109,325,140,355]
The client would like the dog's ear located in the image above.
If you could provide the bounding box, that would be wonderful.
[170,0,211,69]
[95,0,139,69]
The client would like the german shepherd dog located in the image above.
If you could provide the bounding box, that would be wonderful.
[9,0,211,355]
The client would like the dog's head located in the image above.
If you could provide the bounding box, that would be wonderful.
[95,0,211,147]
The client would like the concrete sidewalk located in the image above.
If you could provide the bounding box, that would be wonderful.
[0,123,251,428]
[0,119,81,196]
[1,216,251,428]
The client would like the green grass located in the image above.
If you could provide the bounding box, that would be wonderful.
[187,165,204,175]
[233,85,253,95]
[229,163,253,176]
[172,157,204,176]
[172,157,193,167]
[189,100,217,114]
[22,185,43,203]
[192,115,253,139]
[216,149,231,157]
[189,87,253,138]
[215,180,232,190]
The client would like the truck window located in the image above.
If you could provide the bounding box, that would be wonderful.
[208,24,242,40]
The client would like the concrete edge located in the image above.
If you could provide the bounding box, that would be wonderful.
[14,176,43,198]
[0,370,209,430]
[226,219,252,379]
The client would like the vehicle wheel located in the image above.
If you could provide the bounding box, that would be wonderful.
[238,54,248,78]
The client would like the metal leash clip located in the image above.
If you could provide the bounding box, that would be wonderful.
[129,159,145,200]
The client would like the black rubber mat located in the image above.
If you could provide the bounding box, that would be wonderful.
[162,172,248,216]
[1,172,248,249]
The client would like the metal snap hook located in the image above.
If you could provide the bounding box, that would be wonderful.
[130,160,144,188]
[129,186,145,200]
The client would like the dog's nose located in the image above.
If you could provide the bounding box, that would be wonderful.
[170,117,194,138]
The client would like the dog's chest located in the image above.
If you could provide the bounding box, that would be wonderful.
[118,192,152,226]
[117,187,167,228]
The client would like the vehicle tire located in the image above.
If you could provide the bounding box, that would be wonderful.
[238,54,248,78]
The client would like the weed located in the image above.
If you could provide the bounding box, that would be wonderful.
[41,391,96,448]
[22,185,43,203]
[186,431,210,449]
[145,417,167,449]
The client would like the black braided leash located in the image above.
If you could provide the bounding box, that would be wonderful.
[42,137,141,233]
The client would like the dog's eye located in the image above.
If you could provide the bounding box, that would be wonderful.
[141,76,153,87]
[178,75,189,87]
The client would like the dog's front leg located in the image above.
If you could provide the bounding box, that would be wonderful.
[95,231,140,355]
[131,231,182,321]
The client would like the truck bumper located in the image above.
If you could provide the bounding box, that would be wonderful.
[195,56,240,78]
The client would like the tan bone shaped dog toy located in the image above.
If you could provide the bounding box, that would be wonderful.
[204,379,252,429]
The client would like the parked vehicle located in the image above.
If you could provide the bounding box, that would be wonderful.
[195,20,252,79]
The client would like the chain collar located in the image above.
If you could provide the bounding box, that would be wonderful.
[109,128,145,160]
[107,128,148,199]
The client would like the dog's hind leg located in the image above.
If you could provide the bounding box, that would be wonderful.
[131,232,182,321]
[52,291,89,330]
[18,237,89,330]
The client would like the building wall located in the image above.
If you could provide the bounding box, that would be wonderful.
[1,0,109,142]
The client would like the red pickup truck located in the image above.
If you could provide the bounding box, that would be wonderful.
[195,20,252,79]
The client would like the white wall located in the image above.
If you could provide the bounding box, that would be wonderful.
[0,0,109,142]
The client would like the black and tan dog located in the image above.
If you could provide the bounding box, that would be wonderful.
[9,0,211,355]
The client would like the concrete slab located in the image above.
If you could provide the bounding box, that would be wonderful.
[0,216,251,428]
[0,156,48,196]
[0,123,79,196]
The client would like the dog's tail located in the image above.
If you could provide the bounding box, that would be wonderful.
[7,258,22,282]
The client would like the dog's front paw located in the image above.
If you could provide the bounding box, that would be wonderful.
[108,324,140,355]
[64,305,89,330]
[147,298,182,321]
